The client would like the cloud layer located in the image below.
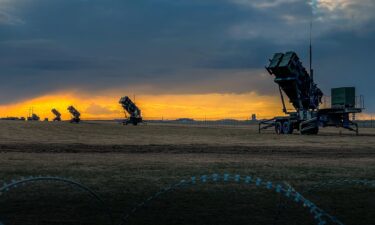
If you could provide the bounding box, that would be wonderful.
[0,0,374,112]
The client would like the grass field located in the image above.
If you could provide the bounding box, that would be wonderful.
[0,121,374,225]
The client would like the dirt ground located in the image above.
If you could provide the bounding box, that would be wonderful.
[0,121,374,225]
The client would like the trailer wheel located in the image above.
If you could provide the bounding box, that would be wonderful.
[275,122,283,135]
[300,126,319,135]
[282,121,293,134]
[309,127,319,135]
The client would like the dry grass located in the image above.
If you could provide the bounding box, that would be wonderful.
[0,121,374,225]
[0,121,374,149]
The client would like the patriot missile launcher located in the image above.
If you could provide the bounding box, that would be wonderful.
[27,114,40,121]
[67,106,81,123]
[51,109,62,121]
[119,96,143,125]
[259,51,364,135]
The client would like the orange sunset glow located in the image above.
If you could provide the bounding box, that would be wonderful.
[0,92,284,121]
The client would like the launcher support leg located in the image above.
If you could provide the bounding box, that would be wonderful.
[344,121,359,135]
[259,118,276,134]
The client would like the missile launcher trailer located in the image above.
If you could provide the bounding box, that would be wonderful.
[119,96,143,125]
[51,109,62,121]
[67,106,81,123]
[259,51,364,135]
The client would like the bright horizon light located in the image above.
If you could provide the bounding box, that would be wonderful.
[0,91,284,121]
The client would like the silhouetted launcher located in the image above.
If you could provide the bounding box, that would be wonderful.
[27,114,40,121]
[67,106,81,123]
[119,96,143,125]
[51,108,61,121]
[259,52,364,135]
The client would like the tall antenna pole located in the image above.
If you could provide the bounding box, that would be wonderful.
[309,6,314,82]
[309,2,315,109]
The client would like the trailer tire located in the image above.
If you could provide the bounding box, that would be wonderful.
[309,127,319,135]
[275,122,283,135]
[300,126,319,135]
[282,121,293,134]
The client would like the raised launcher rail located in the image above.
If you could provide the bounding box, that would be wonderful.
[51,108,61,121]
[119,96,143,126]
[67,106,81,123]
[259,52,364,135]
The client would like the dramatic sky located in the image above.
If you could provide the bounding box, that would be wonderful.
[0,0,374,119]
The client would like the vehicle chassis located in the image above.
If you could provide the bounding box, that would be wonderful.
[259,108,361,135]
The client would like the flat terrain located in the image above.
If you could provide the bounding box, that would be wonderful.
[0,121,374,225]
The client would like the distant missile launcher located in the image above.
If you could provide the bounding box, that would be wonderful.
[27,114,40,121]
[67,106,81,123]
[1,117,26,121]
[51,109,62,121]
[119,96,143,125]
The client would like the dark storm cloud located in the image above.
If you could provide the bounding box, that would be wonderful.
[0,0,374,111]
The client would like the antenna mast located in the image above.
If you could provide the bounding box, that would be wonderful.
[309,8,313,82]
[309,2,316,109]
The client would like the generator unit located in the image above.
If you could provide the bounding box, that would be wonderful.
[331,87,356,108]
[119,96,143,125]
[51,109,62,121]
[67,106,81,123]
[259,51,363,135]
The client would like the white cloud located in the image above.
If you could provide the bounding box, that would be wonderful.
[231,0,299,9]
[0,10,23,25]
[313,0,375,23]
[310,0,375,35]
[231,0,375,25]
[317,0,357,11]
[228,0,375,42]
[0,0,13,10]
[0,0,24,25]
